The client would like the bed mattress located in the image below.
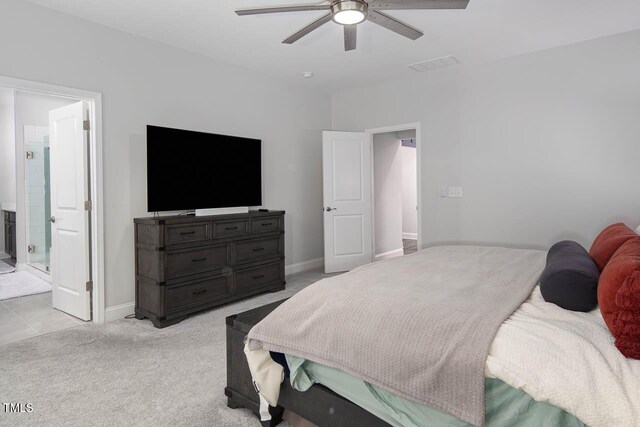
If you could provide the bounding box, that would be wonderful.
[280,286,640,427]
[246,246,640,426]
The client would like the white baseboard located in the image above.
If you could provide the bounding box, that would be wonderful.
[285,257,324,276]
[105,302,135,322]
[402,233,418,240]
[375,248,404,261]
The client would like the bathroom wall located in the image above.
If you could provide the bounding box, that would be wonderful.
[0,88,15,254]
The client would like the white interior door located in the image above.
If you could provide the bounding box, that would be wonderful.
[49,101,91,321]
[322,131,372,273]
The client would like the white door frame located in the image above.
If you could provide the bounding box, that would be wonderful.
[0,75,106,324]
[365,122,422,254]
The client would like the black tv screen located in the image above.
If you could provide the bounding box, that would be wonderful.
[146,126,262,212]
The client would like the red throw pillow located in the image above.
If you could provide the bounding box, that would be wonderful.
[598,238,640,359]
[589,223,639,271]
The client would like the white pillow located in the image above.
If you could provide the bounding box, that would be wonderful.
[636,225,640,235]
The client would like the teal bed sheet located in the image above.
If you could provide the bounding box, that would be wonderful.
[285,355,585,427]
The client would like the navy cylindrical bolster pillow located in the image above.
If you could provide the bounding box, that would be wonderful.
[540,240,600,312]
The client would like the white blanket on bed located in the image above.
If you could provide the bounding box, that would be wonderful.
[486,287,640,427]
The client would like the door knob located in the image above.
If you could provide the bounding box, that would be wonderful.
[325,207,337,212]
[49,216,56,223]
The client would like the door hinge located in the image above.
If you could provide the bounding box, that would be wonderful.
[86,281,93,292]
[84,200,92,211]
[83,120,90,131]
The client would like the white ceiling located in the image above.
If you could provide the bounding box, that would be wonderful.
[25,0,640,92]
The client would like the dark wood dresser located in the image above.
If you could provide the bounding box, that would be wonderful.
[134,210,285,328]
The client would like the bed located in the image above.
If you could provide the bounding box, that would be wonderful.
[226,245,640,427]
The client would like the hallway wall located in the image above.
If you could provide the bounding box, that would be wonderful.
[401,144,418,239]
[373,132,403,258]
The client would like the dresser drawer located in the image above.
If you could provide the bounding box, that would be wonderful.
[234,236,282,264]
[166,275,231,313]
[251,216,282,234]
[213,220,249,238]
[166,244,229,278]
[166,222,210,245]
[234,263,282,294]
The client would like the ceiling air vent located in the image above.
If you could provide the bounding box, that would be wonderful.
[408,55,460,72]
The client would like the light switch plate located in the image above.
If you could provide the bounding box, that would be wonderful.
[448,187,463,198]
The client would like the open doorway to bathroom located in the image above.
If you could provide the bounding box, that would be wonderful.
[0,78,104,345]
[368,124,420,261]
[22,93,76,279]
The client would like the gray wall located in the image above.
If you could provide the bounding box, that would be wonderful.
[333,30,640,250]
[401,145,418,238]
[0,89,15,253]
[0,0,331,310]
[373,132,403,257]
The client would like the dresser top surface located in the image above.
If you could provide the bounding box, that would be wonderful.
[134,210,285,224]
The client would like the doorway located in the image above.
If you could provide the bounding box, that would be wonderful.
[321,123,421,273]
[371,128,419,260]
[0,76,105,345]
[19,93,78,278]
[24,125,52,275]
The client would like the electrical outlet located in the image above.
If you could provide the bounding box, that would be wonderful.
[448,187,463,198]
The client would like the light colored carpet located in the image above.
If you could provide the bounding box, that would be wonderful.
[0,269,333,427]
[0,271,51,300]
[0,260,15,275]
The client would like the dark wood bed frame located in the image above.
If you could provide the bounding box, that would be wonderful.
[225,299,392,427]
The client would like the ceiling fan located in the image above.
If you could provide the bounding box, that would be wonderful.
[236,0,470,51]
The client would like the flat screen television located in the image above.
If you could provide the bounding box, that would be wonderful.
[146,125,262,212]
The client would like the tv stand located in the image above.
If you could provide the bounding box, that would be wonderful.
[134,210,285,328]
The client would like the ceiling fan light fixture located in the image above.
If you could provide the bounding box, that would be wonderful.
[331,1,367,25]
[334,10,365,25]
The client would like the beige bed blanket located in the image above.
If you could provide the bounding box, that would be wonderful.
[247,246,546,426]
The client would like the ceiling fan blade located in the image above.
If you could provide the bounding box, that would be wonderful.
[367,10,423,40]
[344,25,357,51]
[236,4,330,16]
[283,13,333,44]
[368,0,469,10]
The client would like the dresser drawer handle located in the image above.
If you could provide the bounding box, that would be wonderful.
[192,290,208,296]
[192,258,207,263]
[225,226,239,231]
[253,274,265,280]
[261,223,273,227]
[252,247,265,252]
[180,231,196,235]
